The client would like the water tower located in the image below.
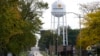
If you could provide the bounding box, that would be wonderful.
[51,0,68,55]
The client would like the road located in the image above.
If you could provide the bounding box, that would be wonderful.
[30,47,43,56]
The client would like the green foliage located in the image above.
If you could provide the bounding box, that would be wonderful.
[68,29,79,45]
[0,0,25,53]
[59,26,79,45]
[81,11,100,48]
[76,2,100,49]
[7,32,36,54]
[17,0,48,52]
[39,30,57,50]
[0,0,48,55]
[19,0,48,32]
[39,30,62,51]
[39,26,79,51]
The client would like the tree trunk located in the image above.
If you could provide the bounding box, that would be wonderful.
[0,52,4,56]
[4,51,7,56]
[0,51,7,56]
[12,53,15,56]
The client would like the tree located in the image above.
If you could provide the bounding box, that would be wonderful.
[0,0,48,56]
[18,0,48,49]
[38,30,61,51]
[0,0,27,55]
[39,26,79,51]
[59,26,79,45]
[79,2,100,14]
[18,0,48,51]
[76,2,100,49]
[68,28,79,45]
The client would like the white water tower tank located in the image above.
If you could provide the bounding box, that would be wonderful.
[51,0,66,17]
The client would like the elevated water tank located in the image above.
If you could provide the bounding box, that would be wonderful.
[51,0,66,17]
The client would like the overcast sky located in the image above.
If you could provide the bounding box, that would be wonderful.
[41,0,100,30]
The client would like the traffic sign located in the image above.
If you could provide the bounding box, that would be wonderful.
[86,46,92,51]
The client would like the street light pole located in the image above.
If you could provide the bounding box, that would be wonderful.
[66,12,82,56]
[79,15,82,56]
